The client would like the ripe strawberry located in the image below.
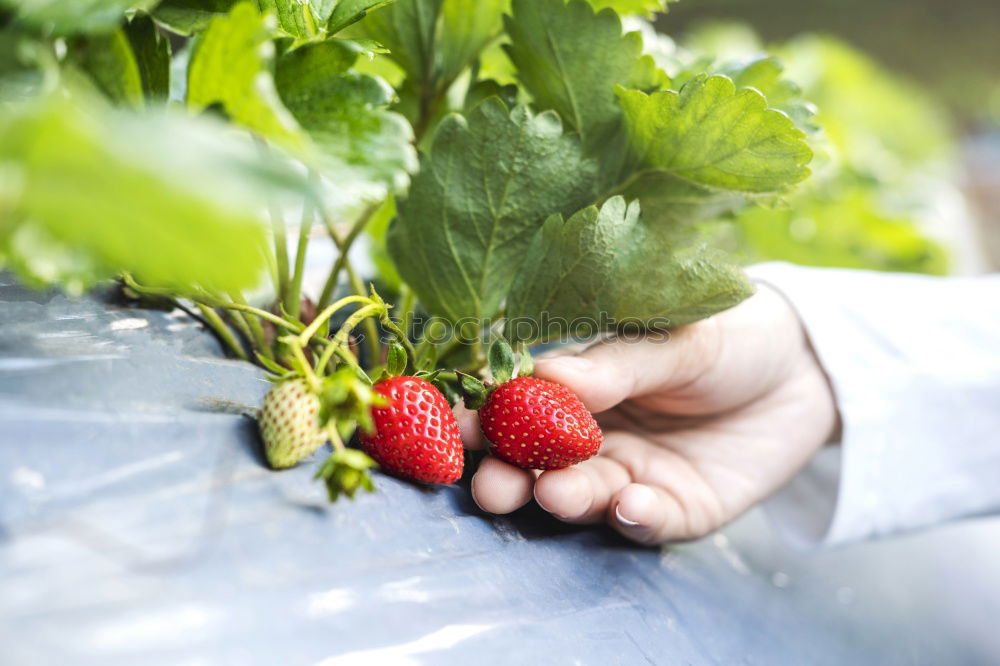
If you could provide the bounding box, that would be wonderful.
[360,376,464,484]
[258,378,327,469]
[480,377,602,470]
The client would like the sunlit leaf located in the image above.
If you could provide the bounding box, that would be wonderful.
[0,94,314,293]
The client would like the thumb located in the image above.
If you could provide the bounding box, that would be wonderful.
[533,325,712,413]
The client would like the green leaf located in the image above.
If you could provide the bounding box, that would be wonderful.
[125,13,171,101]
[324,0,399,35]
[464,79,518,113]
[275,39,417,190]
[258,0,316,38]
[617,74,812,193]
[622,171,746,227]
[0,223,106,297]
[0,93,314,294]
[187,2,305,150]
[4,0,157,35]
[503,0,663,155]
[0,34,58,103]
[68,28,145,107]
[362,0,441,85]
[153,0,235,35]
[583,0,677,17]
[387,99,598,321]
[505,197,753,343]
[720,56,817,134]
[155,0,319,37]
[437,0,508,85]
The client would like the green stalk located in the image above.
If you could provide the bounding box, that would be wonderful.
[298,294,372,346]
[221,307,254,348]
[196,303,248,361]
[216,302,304,333]
[286,201,315,320]
[310,302,383,380]
[471,333,484,369]
[283,336,320,392]
[346,264,381,365]
[269,202,290,304]
[330,303,385,350]
[326,421,346,453]
[397,284,416,338]
[314,339,372,384]
[317,202,379,310]
[381,314,418,370]
[228,292,274,361]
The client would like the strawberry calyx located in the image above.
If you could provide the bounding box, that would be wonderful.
[456,338,533,409]
[314,448,378,502]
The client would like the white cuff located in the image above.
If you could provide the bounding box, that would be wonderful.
[746,262,1000,547]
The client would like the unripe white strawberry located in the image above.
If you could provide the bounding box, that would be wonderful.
[258,378,327,469]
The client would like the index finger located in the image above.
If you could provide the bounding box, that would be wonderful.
[533,325,711,413]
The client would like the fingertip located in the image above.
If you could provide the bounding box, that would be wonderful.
[611,483,661,543]
[471,456,534,514]
[453,401,484,450]
[533,467,593,522]
[614,483,658,526]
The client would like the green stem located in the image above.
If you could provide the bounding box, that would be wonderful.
[310,302,383,381]
[317,202,380,310]
[228,292,274,360]
[221,307,253,348]
[298,294,372,346]
[326,421,345,453]
[315,340,371,384]
[346,265,381,365]
[331,303,385,351]
[217,302,304,333]
[397,284,415,337]
[196,303,248,361]
[381,314,417,370]
[284,337,320,392]
[286,201,315,320]
[121,272,170,295]
[270,203,290,304]
[470,328,484,369]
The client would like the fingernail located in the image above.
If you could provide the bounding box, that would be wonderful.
[615,503,641,527]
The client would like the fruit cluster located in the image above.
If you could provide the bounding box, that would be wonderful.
[258,340,602,492]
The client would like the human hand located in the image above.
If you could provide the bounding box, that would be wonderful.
[456,285,840,544]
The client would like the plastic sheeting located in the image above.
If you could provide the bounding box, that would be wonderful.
[2,274,999,665]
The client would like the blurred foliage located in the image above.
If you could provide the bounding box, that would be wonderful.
[0,91,314,295]
[0,0,957,305]
[663,0,1000,129]
[0,0,413,296]
[674,24,953,274]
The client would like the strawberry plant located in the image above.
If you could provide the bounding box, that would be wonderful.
[0,0,821,500]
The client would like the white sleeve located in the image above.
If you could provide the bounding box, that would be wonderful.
[745,262,1000,547]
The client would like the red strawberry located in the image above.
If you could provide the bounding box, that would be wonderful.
[360,376,464,484]
[480,377,602,470]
